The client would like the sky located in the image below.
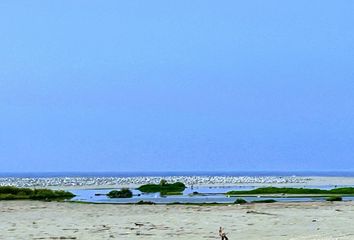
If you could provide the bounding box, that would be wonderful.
[1,0,354,172]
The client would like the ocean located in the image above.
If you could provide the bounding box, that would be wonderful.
[1,171,354,178]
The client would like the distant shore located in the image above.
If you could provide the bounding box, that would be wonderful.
[2,176,354,190]
[0,175,307,189]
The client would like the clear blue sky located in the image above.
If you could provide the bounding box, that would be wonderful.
[1,1,354,172]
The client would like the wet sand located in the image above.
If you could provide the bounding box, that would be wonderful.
[1,200,354,239]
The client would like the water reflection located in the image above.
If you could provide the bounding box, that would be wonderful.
[70,185,354,204]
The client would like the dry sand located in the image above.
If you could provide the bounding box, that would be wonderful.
[1,201,354,240]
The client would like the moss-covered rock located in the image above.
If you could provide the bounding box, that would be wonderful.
[234,198,248,204]
[107,188,133,198]
[138,181,186,193]
[326,196,342,202]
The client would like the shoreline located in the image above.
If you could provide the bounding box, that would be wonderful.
[2,176,354,192]
[48,176,354,190]
[3,176,354,190]
[0,175,309,189]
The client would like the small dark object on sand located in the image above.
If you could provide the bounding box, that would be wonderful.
[219,227,229,240]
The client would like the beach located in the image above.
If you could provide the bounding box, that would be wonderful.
[1,200,354,240]
[3,0,353,239]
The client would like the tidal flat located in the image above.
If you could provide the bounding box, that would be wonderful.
[1,200,354,239]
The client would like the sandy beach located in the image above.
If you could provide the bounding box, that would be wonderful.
[1,200,354,240]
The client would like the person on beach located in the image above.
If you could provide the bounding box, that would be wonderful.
[219,227,229,240]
